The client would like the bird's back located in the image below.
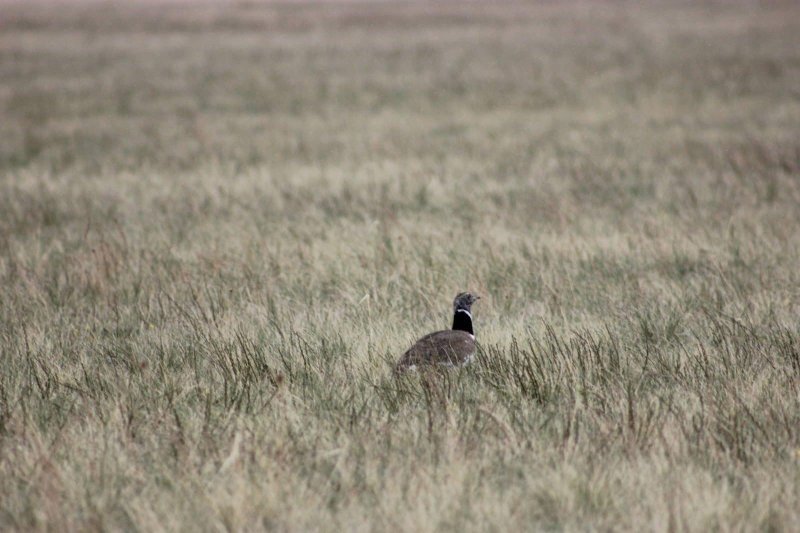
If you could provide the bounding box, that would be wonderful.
[395,329,476,372]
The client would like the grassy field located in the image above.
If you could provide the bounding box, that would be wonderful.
[2,0,800,530]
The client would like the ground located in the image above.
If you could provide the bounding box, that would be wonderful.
[1,0,800,530]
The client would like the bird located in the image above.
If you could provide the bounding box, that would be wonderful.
[395,292,481,373]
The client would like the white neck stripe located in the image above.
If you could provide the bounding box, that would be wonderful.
[456,309,472,319]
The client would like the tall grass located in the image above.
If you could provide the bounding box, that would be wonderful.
[1,0,799,530]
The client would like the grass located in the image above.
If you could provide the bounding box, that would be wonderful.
[1,0,800,530]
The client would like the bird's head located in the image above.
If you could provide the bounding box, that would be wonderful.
[453,292,480,313]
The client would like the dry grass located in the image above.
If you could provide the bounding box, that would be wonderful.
[2,0,800,530]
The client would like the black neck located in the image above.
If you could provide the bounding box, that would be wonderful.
[452,309,474,335]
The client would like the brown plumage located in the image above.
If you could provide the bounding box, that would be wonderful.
[395,292,480,373]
